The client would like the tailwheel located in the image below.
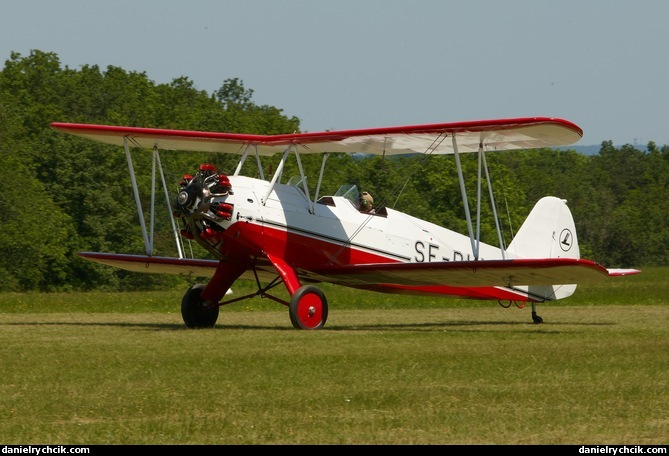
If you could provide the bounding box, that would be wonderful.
[289,285,328,330]
[532,311,544,324]
[181,283,219,328]
[531,303,543,324]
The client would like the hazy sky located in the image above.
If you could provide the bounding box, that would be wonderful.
[2,0,667,146]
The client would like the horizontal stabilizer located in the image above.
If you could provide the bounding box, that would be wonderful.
[606,268,642,277]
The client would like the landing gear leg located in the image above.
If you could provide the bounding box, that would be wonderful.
[265,253,330,330]
[531,302,543,324]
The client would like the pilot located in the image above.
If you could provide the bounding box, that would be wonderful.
[359,191,374,213]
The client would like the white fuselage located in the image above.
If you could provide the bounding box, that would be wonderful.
[199,175,505,269]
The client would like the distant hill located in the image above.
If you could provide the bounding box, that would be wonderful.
[568,145,602,155]
[559,144,648,155]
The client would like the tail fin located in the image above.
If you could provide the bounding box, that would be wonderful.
[507,196,579,300]
[508,196,579,260]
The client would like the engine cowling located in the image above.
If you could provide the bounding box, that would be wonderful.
[173,164,233,241]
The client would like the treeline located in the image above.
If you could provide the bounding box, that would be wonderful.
[0,50,667,292]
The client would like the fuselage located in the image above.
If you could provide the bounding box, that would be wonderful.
[179,173,507,275]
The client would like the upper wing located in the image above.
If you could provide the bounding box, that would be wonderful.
[302,258,640,288]
[50,116,582,156]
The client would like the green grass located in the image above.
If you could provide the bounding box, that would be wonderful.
[0,267,667,444]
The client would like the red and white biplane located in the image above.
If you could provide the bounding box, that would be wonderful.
[51,117,640,329]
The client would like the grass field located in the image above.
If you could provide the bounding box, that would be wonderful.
[1,267,667,444]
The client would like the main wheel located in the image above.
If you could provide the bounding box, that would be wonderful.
[181,284,219,328]
[289,285,328,330]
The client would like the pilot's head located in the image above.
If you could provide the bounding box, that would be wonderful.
[360,192,374,211]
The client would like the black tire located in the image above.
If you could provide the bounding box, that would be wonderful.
[289,285,328,330]
[181,284,219,328]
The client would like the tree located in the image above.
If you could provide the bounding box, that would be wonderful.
[0,103,75,291]
[1,50,667,292]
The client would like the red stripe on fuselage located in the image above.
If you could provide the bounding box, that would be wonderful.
[357,283,536,301]
[219,221,532,301]
[225,220,397,270]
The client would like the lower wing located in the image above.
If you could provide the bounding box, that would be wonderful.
[79,252,639,295]
[78,252,219,277]
[303,258,640,288]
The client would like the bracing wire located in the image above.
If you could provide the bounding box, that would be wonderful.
[329,133,450,263]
